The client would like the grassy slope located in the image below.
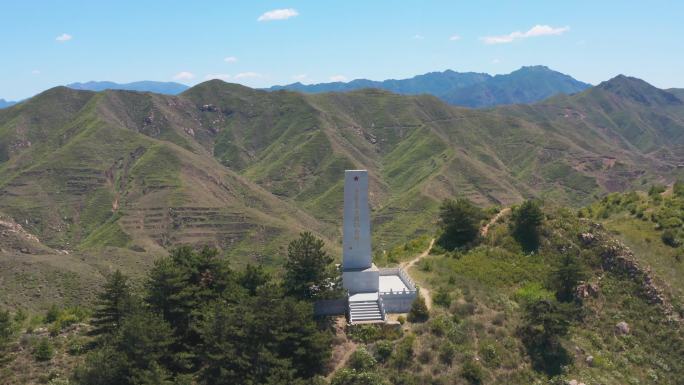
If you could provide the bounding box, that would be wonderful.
[2,77,684,311]
[346,206,683,385]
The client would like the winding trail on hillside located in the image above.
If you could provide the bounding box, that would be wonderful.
[326,317,358,380]
[400,207,510,311]
[481,207,511,237]
[401,239,435,309]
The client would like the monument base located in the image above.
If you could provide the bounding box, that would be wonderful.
[343,263,380,294]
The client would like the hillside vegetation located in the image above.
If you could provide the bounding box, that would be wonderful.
[330,199,684,385]
[2,196,682,385]
[2,75,684,311]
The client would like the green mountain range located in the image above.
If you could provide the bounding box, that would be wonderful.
[1,74,684,309]
[269,66,592,107]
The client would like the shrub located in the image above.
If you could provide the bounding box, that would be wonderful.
[674,181,684,197]
[479,343,500,367]
[649,184,666,196]
[429,315,452,336]
[662,229,680,247]
[348,347,377,372]
[454,302,476,318]
[67,337,88,356]
[348,324,402,343]
[331,369,387,385]
[433,288,452,308]
[392,335,415,368]
[460,360,484,384]
[417,349,433,364]
[407,295,429,323]
[34,337,54,361]
[374,340,393,363]
[45,305,61,324]
[438,342,456,365]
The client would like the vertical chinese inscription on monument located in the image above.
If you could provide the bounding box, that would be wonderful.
[354,180,360,242]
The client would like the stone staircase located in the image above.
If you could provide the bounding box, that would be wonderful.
[349,300,384,324]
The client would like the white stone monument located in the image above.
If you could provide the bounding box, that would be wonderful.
[342,170,379,293]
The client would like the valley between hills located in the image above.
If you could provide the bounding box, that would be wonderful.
[1,71,684,385]
[1,74,684,310]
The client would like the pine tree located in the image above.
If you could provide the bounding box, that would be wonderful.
[550,253,587,302]
[75,310,175,385]
[145,246,239,370]
[283,232,338,300]
[512,200,544,252]
[239,263,270,295]
[519,299,572,375]
[437,198,484,250]
[200,291,331,385]
[91,270,133,336]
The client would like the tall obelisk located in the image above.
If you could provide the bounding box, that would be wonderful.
[343,170,372,269]
[342,170,379,293]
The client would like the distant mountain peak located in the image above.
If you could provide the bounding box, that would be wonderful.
[598,75,682,106]
[516,65,552,71]
[267,66,590,108]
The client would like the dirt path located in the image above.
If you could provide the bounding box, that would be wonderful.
[401,238,435,309]
[480,207,510,237]
[327,317,357,379]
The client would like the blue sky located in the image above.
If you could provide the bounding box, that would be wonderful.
[2,1,683,100]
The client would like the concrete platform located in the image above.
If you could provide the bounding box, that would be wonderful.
[379,275,409,293]
[349,292,379,302]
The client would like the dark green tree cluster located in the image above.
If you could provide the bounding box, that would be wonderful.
[549,253,588,302]
[284,231,340,300]
[512,200,544,252]
[437,198,485,251]
[76,233,337,385]
[519,299,572,375]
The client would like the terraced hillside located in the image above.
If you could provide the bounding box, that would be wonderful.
[2,75,684,309]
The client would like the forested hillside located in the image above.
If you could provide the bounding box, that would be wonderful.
[2,195,682,384]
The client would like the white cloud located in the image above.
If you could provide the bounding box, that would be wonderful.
[449,35,461,41]
[204,74,231,81]
[173,71,195,81]
[413,34,424,40]
[224,56,238,63]
[257,8,298,22]
[234,72,263,79]
[329,75,347,82]
[56,33,72,42]
[481,25,570,44]
[492,58,500,64]
[31,70,41,75]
